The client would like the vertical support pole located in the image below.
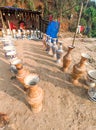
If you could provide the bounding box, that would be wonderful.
[72,2,84,47]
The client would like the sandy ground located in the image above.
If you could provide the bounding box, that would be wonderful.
[0,35,96,130]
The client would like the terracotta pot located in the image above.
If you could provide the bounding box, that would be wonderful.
[27,85,43,113]
[16,66,30,86]
[72,53,89,85]
[62,45,74,72]
[24,74,43,113]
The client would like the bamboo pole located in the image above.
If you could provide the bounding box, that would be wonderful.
[72,2,84,47]
[0,10,6,31]
[7,20,13,37]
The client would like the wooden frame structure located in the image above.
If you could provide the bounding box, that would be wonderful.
[0,6,49,33]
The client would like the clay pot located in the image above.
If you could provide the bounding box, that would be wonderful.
[72,53,89,85]
[52,39,58,58]
[16,65,30,86]
[86,70,96,87]
[5,50,16,59]
[24,74,43,113]
[62,45,74,72]
[10,57,21,66]
[87,70,96,102]
[56,43,63,63]
[3,45,15,52]
[46,36,52,54]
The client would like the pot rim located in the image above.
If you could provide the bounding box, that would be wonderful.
[6,50,16,56]
[68,45,75,49]
[24,74,39,86]
[11,58,22,65]
[88,70,96,81]
[81,53,90,59]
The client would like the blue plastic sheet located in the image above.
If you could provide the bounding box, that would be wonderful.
[46,21,60,38]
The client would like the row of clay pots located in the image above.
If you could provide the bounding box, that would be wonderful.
[10,52,44,113]
[62,45,90,86]
[43,34,64,63]
[1,35,44,113]
[2,29,42,40]
[16,63,44,113]
[43,34,94,89]
[60,43,96,102]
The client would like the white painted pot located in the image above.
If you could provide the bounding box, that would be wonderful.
[81,53,90,59]
[10,58,21,65]
[24,74,40,86]
[88,70,96,83]
[3,45,15,51]
[6,50,16,56]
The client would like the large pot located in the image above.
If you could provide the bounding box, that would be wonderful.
[72,53,89,85]
[24,74,43,113]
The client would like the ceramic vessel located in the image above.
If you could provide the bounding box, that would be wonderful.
[62,45,74,72]
[72,53,89,85]
[16,65,30,86]
[86,70,96,102]
[5,50,16,59]
[3,45,15,52]
[52,38,58,58]
[10,57,22,66]
[46,36,52,54]
[56,43,63,63]
[86,70,96,87]
[24,74,43,113]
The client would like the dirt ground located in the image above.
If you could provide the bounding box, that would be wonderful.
[0,33,96,130]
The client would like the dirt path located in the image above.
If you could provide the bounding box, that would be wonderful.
[0,38,96,130]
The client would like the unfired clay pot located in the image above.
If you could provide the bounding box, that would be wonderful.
[62,45,74,72]
[24,74,43,113]
[72,53,89,85]
[16,64,30,88]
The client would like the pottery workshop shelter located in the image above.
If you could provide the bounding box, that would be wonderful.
[0,6,47,31]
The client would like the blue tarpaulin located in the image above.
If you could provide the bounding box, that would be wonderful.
[2,6,23,11]
[46,21,60,38]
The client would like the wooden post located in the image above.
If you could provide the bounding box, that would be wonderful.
[72,2,84,47]
[0,10,6,31]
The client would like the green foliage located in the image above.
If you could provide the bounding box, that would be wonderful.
[84,6,96,17]
[75,5,80,12]
[92,17,96,29]
[12,3,18,8]
[83,5,96,37]
[27,0,35,10]
[90,30,96,37]
[80,18,87,26]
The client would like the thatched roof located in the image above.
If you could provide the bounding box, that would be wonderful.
[0,6,41,14]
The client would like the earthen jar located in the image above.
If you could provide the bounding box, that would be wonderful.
[16,64,30,87]
[24,74,43,113]
[63,45,74,72]
[72,53,89,85]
